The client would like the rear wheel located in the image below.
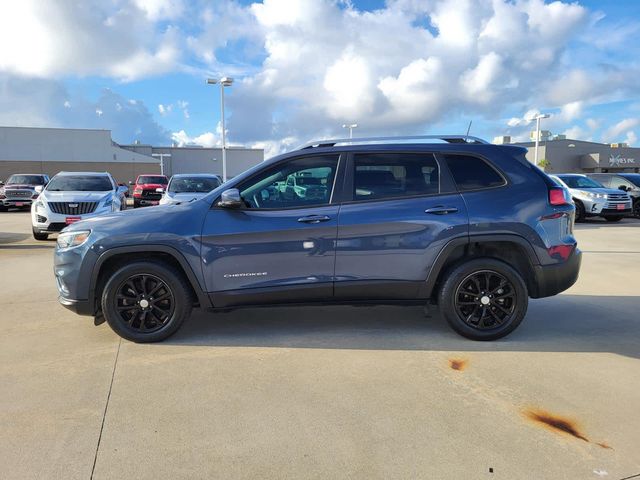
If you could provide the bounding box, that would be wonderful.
[438,258,528,341]
[101,261,193,343]
[604,216,623,222]
[633,201,640,218]
[574,200,585,222]
[32,227,48,240]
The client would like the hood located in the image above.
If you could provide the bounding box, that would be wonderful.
[165,192,209,202]
[137,183,166,189]
[572,187,628,196]
[42,191,111,202]
[4,184,36,190]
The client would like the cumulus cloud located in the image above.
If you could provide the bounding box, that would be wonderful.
[603,118,640,143]
[0,0,181,81]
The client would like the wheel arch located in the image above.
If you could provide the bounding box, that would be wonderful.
[422,234,541,300]
[90,245,211,315]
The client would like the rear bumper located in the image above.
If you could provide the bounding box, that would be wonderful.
[58,296,93,316]
[531,248,582,298]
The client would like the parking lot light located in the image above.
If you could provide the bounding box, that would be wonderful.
[207,77,234,181]
[528,113,551,166]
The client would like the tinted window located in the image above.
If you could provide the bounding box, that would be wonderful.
[444,154,505,191]
[138,176,168,185]
[353,153,439,201]
[47,175,113,192]
[6,175,45,185]
[616,175,640,189]
[239,155,338,209]
[169,177,221,193]
[621,175,640,188]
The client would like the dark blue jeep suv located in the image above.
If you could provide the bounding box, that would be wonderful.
[53,135,581,342]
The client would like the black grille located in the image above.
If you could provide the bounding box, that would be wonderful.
[48,202,98,215]
[6,190,32,198]
[142,190,162,200]
[47,223,67,232]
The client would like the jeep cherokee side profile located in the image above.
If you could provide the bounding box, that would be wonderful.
[54,135,581,343]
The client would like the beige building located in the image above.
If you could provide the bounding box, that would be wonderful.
[0,126,263,184]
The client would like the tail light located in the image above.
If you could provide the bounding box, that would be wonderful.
[549,187,570,206]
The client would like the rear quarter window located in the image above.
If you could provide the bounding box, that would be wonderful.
[443,154,505,191]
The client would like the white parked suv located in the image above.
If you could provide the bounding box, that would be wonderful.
[159,174,222,205]
[31,171,128,240]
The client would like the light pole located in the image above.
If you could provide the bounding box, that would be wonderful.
[528,113,550,166]
[207,77,234,181]
[342,123,358,139]
[151,153,171,176]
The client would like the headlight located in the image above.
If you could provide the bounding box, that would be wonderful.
[34,200,45,210]
[586,192,607,199]
[56,230,91,250]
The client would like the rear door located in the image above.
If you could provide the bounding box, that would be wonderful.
[334,151,468,300]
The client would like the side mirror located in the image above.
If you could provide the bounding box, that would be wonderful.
[618,185,628,192]
[128,181,134,186]
[34,185,44,193]
[218,188,243,208]
[117,185,129,194]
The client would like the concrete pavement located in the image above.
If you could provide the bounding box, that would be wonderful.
[1,211,639,479]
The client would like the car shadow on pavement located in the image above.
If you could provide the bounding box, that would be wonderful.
[165,294,640,359]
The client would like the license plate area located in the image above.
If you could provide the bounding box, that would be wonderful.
[65,216,82,225]
[617,204,625,210]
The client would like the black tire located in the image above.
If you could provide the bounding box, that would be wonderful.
[604,216,623,222]
[574,200,585,222]
[133,199,141,208]
[101,260,193,343]
[32,228,48,240]
[633,200,640,219]
[438,258,528,341]
[0,205,7,212]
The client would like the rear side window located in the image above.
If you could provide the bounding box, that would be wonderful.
[353,153,439,201]
[444,154,505,191]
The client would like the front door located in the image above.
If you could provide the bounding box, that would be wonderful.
[201,154,342,307]
[334,151,468,299]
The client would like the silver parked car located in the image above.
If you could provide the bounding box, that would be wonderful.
[159,174,222,206]
[549,174,632,222]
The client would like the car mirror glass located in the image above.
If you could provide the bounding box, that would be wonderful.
[34,185,44,193]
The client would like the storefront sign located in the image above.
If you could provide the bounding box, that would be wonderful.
[609,154,636,166]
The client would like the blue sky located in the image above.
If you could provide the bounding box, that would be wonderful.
[0,0,639,156]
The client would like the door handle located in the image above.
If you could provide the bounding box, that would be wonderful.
[425,206,459,215]
[298,215,331,224]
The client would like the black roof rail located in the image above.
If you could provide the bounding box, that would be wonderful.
[297,134,489,150]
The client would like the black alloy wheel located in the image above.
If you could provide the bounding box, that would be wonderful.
[115,274,175,333]
[438,258,528,341]
[101,260,193,342]
[454,270,516,330]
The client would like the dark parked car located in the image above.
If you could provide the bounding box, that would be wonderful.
[587,173,640,218]
[0,173,50,211]
[54,135,581,343]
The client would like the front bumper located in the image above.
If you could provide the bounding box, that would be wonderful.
[1,199,34,207]
[597,207,632,217]
[58,296,93,316]
[32,206,114,232]
[531,248,582,298]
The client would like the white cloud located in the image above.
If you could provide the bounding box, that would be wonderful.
[623,131,637,146]
[63,100,71,108]
[603,118,640,142]
[133,0,184,21]
[158,103,172,116]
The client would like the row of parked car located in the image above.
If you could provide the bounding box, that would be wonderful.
[549,173,640,222]
[0,171,223,240]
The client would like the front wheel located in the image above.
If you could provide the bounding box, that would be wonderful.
[574,200,586,222]
[32,227,48,240]
[101,261,193,343]
[633,201,640,218]
[438,258,528,341]
[604,216,623,222]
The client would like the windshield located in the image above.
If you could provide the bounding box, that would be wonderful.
[168,176,221,193]
[138,176,168,185]
[621,174,640,187]
[6,175,45,185]
[557,175,603,189]
[47,175,113,192]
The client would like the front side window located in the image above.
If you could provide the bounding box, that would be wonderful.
[353,153,439,201]
[47,176,113,192]
[239,155,339,209]
[444,154,505,191]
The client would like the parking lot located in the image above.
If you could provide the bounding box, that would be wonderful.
[1,210,639,479]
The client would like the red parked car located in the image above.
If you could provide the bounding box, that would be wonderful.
[130,174,169,207]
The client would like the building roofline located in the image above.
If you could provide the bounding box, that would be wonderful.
[0,125,111,133]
